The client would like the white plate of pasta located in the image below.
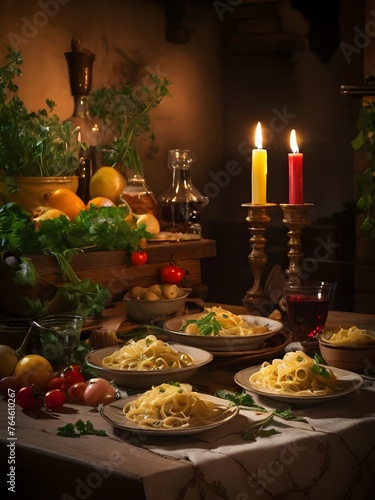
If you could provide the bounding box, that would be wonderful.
[234,350,363,404]
[85,335,213,388]
[163,306,283,352]
[100,383,239,435]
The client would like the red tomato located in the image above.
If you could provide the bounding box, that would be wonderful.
[66,364,81,372]
[47,376,68,392]
[16,386,43,411]
[0,376,22,400]
[62,367,85,387]
[44,389,66,410]
[67,381,88,402]
[131,250,148,266]
[160,264,185,284]
[83,378,117,407]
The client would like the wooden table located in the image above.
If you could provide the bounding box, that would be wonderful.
[1,309,375,500]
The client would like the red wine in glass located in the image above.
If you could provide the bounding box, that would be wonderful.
[286,294,330,342]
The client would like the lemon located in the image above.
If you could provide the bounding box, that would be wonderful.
[89,167,127,205]
[46,188,85,219]
[0,345,19,378]
[15,354,54,391]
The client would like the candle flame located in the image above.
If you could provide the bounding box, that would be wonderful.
[255,121,262,149]
[290,129,299,153]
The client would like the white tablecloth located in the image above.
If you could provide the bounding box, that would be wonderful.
[140,381,375,500]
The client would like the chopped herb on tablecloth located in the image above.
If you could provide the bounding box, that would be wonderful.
[57,419,107,437]
[215,389,307,441]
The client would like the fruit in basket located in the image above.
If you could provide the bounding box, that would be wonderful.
[89,166,127,204]
[14,354,54,391]
[0,345,19,378]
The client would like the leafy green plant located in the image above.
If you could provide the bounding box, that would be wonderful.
[89,73,172,175]
[0,202,151,317]
[0,46,80,194]
[351,100,375,238]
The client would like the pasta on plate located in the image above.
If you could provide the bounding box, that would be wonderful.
[322,326,375,346]
[123,382,234,428]
[102,335,194,371]
[249,350,342,396]
[180,306,270,337]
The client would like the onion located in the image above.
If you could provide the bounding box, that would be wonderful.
[83,378,117,407]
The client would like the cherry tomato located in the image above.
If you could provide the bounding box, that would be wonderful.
[44,389,66,410]
[83,378,117,407]
[160,264,185,284]
[131,250,148,266]
[67,381,88,402]
[66,364,81,373]
[47,376,68,392]
[16,386,43,411]
[62,367,85,387]
[0,376,22,400]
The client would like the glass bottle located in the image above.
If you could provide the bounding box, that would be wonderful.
[120,174,158,216]
[158,149,209,236]
[64,38,107,203]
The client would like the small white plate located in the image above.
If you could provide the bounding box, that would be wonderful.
[234,365,364,404]
[85,343,213,388]
[100,394,239,435]
[163,313,283,352]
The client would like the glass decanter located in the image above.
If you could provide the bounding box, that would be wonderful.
[158,149,209,236]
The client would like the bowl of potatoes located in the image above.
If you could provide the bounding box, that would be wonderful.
[123,284,192,323]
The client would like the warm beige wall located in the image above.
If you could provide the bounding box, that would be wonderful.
[0,0,223,218]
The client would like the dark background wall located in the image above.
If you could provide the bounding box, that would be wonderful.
[0,0,366,310]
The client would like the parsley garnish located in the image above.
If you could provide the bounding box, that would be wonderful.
[215,389,308,441]
[180,311,223,336]
[57,419,107,437]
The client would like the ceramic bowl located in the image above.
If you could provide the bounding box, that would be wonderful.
[85,343,213,388]
[123,288,191,323]
[163,313,283,352]
[318,334,375,374]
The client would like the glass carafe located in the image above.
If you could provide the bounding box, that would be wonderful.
[158,149,209,236]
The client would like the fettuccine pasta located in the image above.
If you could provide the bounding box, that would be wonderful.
[249,351,341,396]
[322,326,375,346]
[180,306,270,337]
[102,335,194,371]
[123,382,233,428]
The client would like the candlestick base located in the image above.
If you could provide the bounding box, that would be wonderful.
[280,203,314,284]
[241,202,277,315]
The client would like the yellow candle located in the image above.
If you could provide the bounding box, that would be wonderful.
[251,122,267,204]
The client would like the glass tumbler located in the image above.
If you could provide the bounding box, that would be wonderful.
[284,281,333,343]
[32,315,84,370]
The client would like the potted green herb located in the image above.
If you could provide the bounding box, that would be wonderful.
[88,74,171,215]
[0,46,81,212]
[88,74,172,176]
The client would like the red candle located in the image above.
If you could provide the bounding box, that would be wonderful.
[288,129,303,204]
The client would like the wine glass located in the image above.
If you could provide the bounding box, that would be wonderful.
[283,281,333,345]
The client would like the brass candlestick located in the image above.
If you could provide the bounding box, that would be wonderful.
[280,203,314,284]
[241,203,277,314]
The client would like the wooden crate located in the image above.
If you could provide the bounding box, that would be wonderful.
[0,239,216,317]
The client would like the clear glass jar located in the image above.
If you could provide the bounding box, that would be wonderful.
[28,315,84,370]
[158,149,209,235]
[120,174,158,216]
